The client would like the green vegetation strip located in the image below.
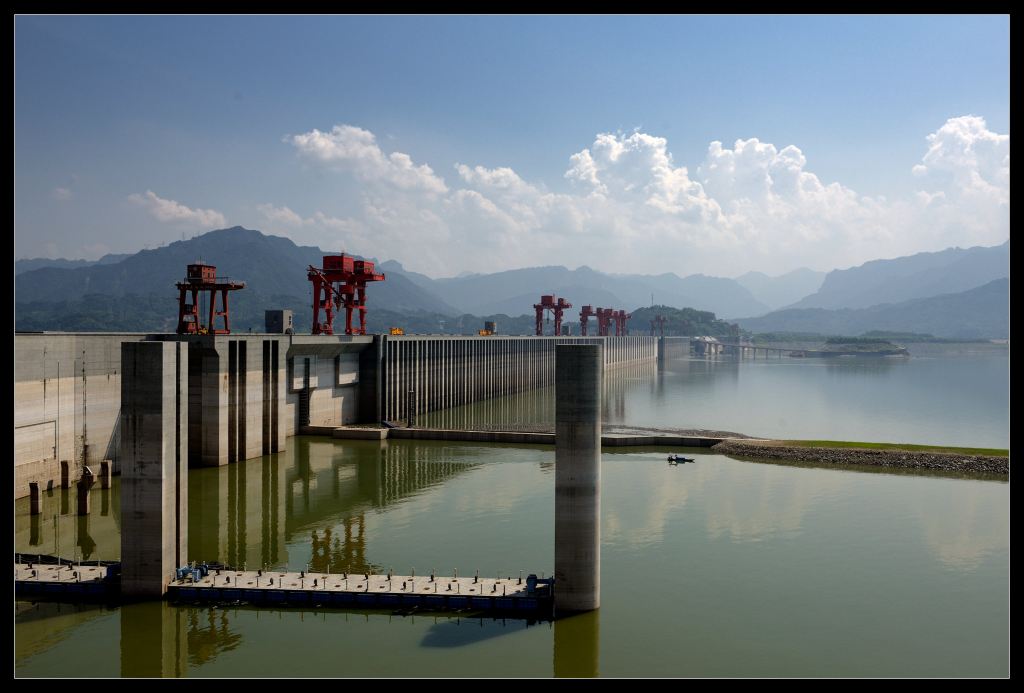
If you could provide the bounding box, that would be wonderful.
[782,440,1008,457]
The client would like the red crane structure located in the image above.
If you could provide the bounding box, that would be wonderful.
[176,263,245,335]
[534,295,573,336]
[595,307,615,336]
[308,254,386,335]
[650,314,667,337]
[579,305,596,336]
[614,309,631,336]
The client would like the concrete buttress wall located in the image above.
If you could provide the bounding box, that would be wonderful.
[120,341,188,598]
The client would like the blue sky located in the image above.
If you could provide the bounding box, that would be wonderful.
[15,15,1010,276]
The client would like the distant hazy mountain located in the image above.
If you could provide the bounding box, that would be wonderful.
[736,279,1008,339]
[378,259,438,291]
[735,268,826,311]
[15,227,462,321]
[421,265,769,318]
[15,253,130,275]
[788,241,1008,310]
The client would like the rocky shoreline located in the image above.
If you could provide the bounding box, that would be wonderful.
[711,439,1008,476]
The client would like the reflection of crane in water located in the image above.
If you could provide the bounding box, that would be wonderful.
[200,440,483,572]
[303,444,481,574]
[186,440,485,569]
[187,608,243,667]
[308,521,377,575]
[286,441,481,525]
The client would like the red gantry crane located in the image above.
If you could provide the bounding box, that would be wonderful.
[308,254,386,335]
[595,307,615,336]
[534,295,573,336]
[614,309,631,336]
[579,305,596,336]
[176,263,245,335]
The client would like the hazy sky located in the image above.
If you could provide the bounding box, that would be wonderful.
[14,15,1009,277]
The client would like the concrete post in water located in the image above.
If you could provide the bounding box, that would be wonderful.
[101,460,112,489]
[554,343,601,615]
[77,468,95,516]
[60,460,70,489]
[29,482,42,515]
[120,341,189,598]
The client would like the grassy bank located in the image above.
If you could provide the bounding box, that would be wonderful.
[781,439,1009,457]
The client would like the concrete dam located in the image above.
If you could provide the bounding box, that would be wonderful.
[14,332,659,500]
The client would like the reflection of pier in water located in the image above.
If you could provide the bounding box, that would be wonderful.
[419,360,658,432]
[15,484,121,563]
[189,439,480,573]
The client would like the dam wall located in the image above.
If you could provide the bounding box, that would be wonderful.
[381,335,656,424]
[14,333,656,499]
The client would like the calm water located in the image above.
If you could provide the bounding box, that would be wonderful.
[15,437,1008,677]
[421,347,1010,448]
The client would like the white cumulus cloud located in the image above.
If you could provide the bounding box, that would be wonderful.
[129,190,226,228]
[273,118,1008,275]
[256,203,304,227]
[288,125,448,194]
[908,115,1009,249]
[256,203,367,252]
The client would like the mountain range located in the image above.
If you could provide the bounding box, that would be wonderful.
[15,227,462,317]
[15,227,1010,337]
[734,268,826,311]
[787,241,1008,310]
[15,253,130,275]
[735,279,1009,339]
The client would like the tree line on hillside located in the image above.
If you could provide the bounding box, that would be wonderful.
[16,292,744,339]
[628,306,740,338]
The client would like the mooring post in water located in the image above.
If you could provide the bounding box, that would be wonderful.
[554,343,602,615]
[119,341,188,598]
[76,468,95,516]
[60,460,70,489]
[100,460,112,489]
[29,482,42,516]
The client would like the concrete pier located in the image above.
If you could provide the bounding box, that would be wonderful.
[100,460,112,489]
[119,342,188,598]
[76,470,94,516]
[60,460,70,489]
[29,482,42,515]
[554,344,602,615]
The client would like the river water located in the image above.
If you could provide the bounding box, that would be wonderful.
[15,431,1009,676]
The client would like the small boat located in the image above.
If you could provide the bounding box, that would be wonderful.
[667,455,695,464]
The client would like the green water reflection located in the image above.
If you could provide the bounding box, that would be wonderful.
[14,438,1008,677]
